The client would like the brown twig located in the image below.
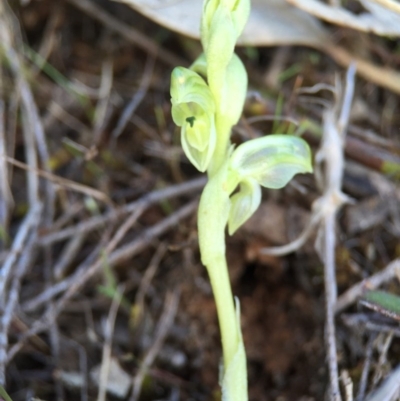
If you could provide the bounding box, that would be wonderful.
[38,176,205,246]
[9,201,197,362]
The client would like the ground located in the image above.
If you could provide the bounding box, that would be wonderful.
[1,1,400,401]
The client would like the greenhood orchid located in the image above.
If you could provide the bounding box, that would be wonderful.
[170,0,313,400]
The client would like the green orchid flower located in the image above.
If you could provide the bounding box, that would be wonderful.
[227,135,313,234]
[170,1,313,400]
[170,67,216,172]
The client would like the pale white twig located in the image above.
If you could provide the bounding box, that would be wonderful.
[0,99,13,231]
[39,176,205,246]
[263,64,356,400]
[133,244,167,326]
[369,0,400,14]
[315,63,356,401]
[341,370,354,401]
[112,54,155,139]
[335,258,400,314]
[365,364,400,401]
[97,286,124,401]
[130,290,180,401]
[8,201,197,362]
[0,205,42,298]
[0,203,42,385]
[356,334,376,401]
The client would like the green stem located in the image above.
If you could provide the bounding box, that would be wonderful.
[208,114,232,176]
[209,255,238,367]
[198,166,239,367]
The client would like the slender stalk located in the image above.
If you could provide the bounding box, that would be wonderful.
[207,254,238,367]
[198,170,248,401]
[198,168,239,366]
[208,115,232,176]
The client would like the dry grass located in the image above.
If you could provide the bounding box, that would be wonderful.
[0,1,400,400]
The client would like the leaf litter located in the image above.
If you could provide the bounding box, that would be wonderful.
[0,0,400,400]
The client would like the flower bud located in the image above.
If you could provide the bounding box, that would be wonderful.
[201,0,250,51]
[219,54,247,125]
[170,67,216,172]
[200,1,250,117]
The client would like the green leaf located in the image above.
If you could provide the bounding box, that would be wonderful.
[228,178,261,235]
[0,385,13,401]
[360,290,400,321]
[230,134,313,189]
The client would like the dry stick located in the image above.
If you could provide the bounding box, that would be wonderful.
[3,155,112,205]
[340,371,354,401]
[365,364,400,401]
[23,243,110,313]
[370,0,400,14]
[31,2,63,77]
[48,101,93,138]
[335,258,400,314]
[0,99,12,231]
[322,208,341,401]
[317,64,356,401]
[97,286,124,401]
[54,233,87,280]
[112,53,155,139]
[0,203,42,385]
[93,58,114,144]
[133,243,167,326]
[62,337,89,401]
[66,0,185,68]
[130,290,180,401]
[25,204,146,315]
[325,43,400,96]
[356,333,377,401]
[261,212,321,256]
[0,5,37,207]
[0,2,55,221]
[39,176,206,246]
[0,205,42,299]
[8,201,197,362]
[5,92,18,183]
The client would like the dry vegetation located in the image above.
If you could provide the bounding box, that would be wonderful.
[0,1,400,400]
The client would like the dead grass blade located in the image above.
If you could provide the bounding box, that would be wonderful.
[97,286,125,401]
[3,155,112,206]
[0,203,42,385]
[8,201,197,363]
[287,0,400,36]
[115,0,329,47]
